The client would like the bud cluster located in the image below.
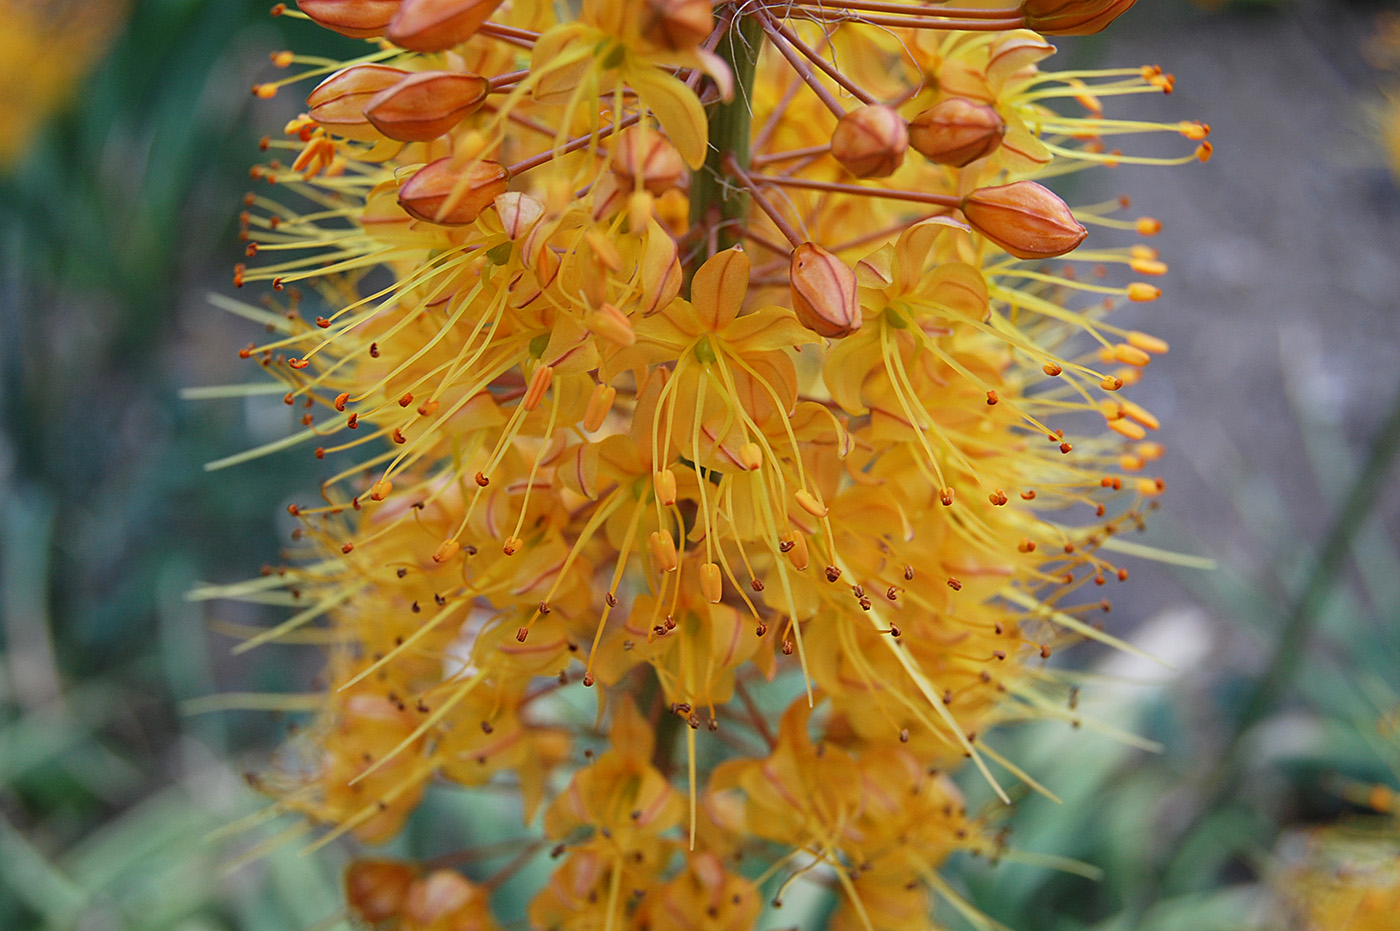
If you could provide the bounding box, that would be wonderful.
[209,0,1206,927]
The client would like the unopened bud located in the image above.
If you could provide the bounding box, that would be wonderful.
[494,192,544,240]
[364,70,488,141]
[298,0,401,38]
[830,105,908,179]
[387,0,506,51]
[790,243,860,338]
[398,157,509,226]
[1021,0,1137,36]
[345,860,415,925]
[403,871,490,928]
[649,530,679,572]
[699,562,722,603]
[908,98,1006,167]
[960,181,1087,260]
[307,65,407,141]
[610,126,686,195]
[640,0,712,51]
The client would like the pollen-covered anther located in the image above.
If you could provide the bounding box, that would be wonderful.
[584,384,616,432]
[830,105,909,179]
[794,489,828,518]
[790,243,860,338]
[961,181,1087,260]
[908,98,1006,167]
[1136,217,1162,236]
[386,0,506,51]
[523,365,554,411]
[988,489,1009,506]
[986,390,999,405]
[585,303,636,347]
[1101,375,1124,391]
[939,487,954,506]
[654,469,677,506]
[1112,344,1152,366]
[1128,283,1161,302]
[610,126,686,195]
[364,70,489,142]
[1043,361,1063,377]
[398,157,509,226]
[432,539,461,563]
[1018,538,1037,553]
[370,480,392,501]
[502,536,522,556]
[1130,256,1168,276]
[784,532,810,570]
[947,577,962,591]
[649,530,679,572]
[699,562,723,604]
[735,442,763,472]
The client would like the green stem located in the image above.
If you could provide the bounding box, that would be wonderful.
[689,14,763,258]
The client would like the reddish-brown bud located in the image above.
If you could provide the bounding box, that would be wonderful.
[908,98,1006,167]
[960,181,1087,260]
[790,243,860,338]
[398,157,509,226]
[641,0,712,51]
[1021,0,1136,35]
[345,860,415,924]
[387,0,505,51]
[609,126,686,195]
[403,871,492,929]
[830,105,908,179]
[297,0,401,38]
[306,65,407,141]
[364,70,488,142]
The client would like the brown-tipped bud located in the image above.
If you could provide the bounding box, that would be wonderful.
[649,530,679,573]
[1022,0,1136,35]
[345,860,416,925]
[908,98,1006,167]
[790,243,860,338]
[387,0,505,51]
[306,65,407,141]
[298,0,402,38]
[495,192,544,240]
[830,105,908,179]
[398,157,509,226]
[960,181,1087,260]
[609,126,685,195]
[364,70,488,142]
[641,0,712,51]
[699,562,723,604]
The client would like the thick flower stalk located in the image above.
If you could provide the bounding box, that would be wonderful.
[205,0,1207,926]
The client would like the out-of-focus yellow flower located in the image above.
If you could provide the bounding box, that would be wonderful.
[0,0,126,169]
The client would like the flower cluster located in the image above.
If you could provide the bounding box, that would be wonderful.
[209,0,1206,927]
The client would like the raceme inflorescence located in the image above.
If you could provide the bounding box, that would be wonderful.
[204,0,1208,927]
